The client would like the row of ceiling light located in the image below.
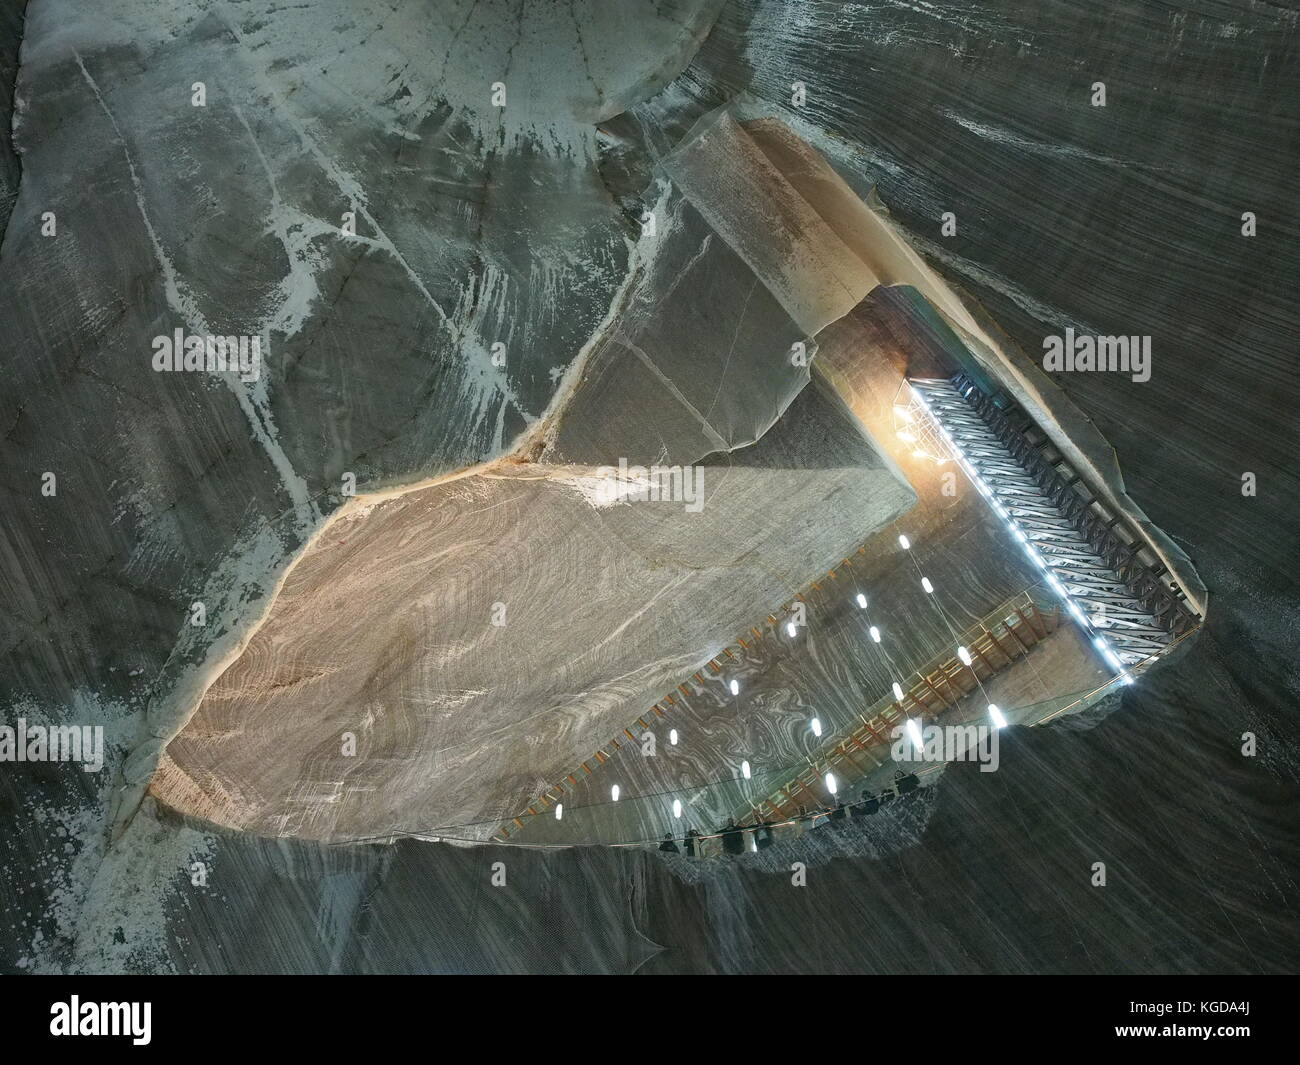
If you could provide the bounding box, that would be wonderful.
[908,384,1134,683]
[554,522,1012,822]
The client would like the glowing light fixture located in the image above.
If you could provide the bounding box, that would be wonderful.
[910,378,1153,694]
[892,681,904,702]
[673,799,682,819]
[1094,637,1123,670]
[729,679,739,696]
[988,703,1007,729]
[855,593,867,608]
[810,717,823,737]
[898,534,911,550]
[869,625,881,643]
[741,759,752,779]
[610,784,620,802]
[921,577,934,593]
[669,728,678,746]
[555,803,563,821]
[825,772,838,795]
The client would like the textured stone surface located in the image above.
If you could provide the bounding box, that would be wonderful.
[154,374,913,842]
[0,1,23,237]
[2,0,1297,975]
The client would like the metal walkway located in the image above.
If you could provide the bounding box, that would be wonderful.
[738,591,1059,826]
[908,374,1200,668]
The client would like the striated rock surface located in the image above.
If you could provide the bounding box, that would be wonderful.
[154,374,914,841]
[1,0,1297,975]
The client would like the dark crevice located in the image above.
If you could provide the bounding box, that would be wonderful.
[0,0,29,258]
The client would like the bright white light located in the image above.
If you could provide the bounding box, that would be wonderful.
[810,717,823,737]
[729,679,739,696]
[1070,602,1088,625]
[786,622,797,638]
[896,430,917,443]
[905,717,924,750]
[673,799,682,819]
[555,803,563,821]
[741,759,751,779]
[611,785,620,802]
[921,577,934,593]
[1094,638,1123,670]
[894,406,914,423]
[669,728,678,746]
[898,534,911,550]
[1025,549,1046,568]
[892,681,904,702]
[957,645,972,666]
[988,703,1007,729]
[1013,528,1027,542]
[869,625,881,643]
[825,772,838,795]
[1121,672,1135,686]
[855,593,868,608]
[912,450,930,460]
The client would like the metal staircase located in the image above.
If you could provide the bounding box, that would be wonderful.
[909,374,1200,667]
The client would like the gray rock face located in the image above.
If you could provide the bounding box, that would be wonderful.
[542,186,811,465]
[0,1,23,238]
[0,0,725,714]
[2,0,1297,976]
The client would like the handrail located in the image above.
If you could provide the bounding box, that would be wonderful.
[344,628,1198,852]
[737,591,1058,826]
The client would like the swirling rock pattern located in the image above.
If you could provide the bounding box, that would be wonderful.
[153,368,915,842]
